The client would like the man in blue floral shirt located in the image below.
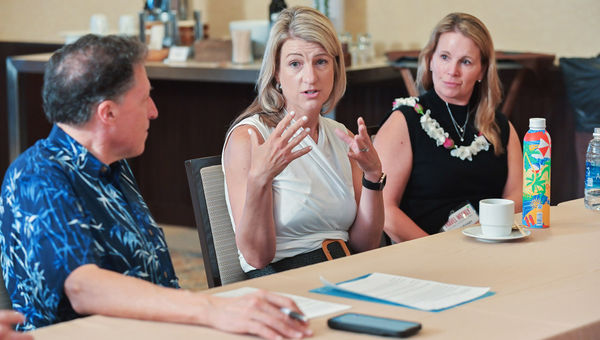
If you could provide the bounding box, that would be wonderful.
[0,35,311,339]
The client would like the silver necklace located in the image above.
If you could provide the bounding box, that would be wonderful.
[445,101,470,142]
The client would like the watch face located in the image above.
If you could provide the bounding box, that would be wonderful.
[378,173,387,189]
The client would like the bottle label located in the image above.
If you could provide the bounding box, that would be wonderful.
[585,162,600,190]
[522,129,551,228]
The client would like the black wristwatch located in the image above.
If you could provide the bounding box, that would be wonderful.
[362,172,387,191]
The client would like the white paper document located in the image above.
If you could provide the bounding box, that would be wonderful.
[321,273,490,311]
[215,287,351,319]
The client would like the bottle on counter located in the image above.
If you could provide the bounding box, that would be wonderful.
[584,127,600,210]
[522,118,551,228]
[193,10,204,41]
[269,0,287,28]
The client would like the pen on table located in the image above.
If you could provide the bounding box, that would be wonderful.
[280,307,308,323]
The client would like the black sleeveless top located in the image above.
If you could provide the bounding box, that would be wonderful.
[387,90,510,235]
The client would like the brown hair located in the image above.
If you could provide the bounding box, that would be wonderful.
[229,6,346,130]
[416,12,504,155]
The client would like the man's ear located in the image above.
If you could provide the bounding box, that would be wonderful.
[96,100,117,124]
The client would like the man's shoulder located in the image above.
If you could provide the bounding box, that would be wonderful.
[3,141,70,189]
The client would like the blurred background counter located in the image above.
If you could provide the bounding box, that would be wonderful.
[4,53,407,226]
[0,0,595,227]
[2,51,580,226]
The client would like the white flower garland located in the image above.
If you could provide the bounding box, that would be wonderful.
[393,97,490,161]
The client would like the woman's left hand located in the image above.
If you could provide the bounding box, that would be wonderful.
[335,117,382,181]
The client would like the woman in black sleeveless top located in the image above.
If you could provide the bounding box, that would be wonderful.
[374,13,523,241]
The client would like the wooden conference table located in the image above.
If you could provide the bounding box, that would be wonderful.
[30,199,599,339]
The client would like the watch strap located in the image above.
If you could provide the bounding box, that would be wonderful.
[362,172,386,191]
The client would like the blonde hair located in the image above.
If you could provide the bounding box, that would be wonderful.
[229,6,346,129]
[416,12,504,155]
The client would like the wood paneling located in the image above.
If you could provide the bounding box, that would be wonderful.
[130,80,257,226]
[0,42,62,179]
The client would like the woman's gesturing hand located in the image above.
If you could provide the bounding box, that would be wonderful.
[335,117,382,181]
[248,111,312,183]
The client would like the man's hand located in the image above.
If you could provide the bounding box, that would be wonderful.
[0,311,33,340]
[207,290,313,340]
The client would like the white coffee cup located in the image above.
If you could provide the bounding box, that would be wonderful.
[90,14,109,35]
[231,29,253,64]
[119,15,137,36]
[148,24,165,50]
[479,198,515,237]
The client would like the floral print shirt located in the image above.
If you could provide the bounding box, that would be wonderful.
[0,125,178,330]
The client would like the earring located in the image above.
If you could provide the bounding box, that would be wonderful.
[276,83,282,91]
[477,79,482,83]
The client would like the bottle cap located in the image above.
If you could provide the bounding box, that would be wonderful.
[529,118,546,129]
[594,127,600,137]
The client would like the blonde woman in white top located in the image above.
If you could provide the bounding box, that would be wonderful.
[222,7,385,277]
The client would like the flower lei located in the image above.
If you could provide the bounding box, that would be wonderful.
[392,97,490,161]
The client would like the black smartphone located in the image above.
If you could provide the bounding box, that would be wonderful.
[327,312,421,337]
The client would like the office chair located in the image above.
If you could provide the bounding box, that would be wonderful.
[185,155,246,288]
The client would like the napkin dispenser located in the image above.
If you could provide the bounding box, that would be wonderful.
[193,39,232,62]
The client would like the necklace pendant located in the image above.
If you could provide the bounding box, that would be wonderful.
[460,137,464,142]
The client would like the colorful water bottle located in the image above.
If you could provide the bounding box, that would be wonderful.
[522,118,551,228]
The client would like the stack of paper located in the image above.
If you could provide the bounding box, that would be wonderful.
[314,272,492,312]
[215,287,351,319]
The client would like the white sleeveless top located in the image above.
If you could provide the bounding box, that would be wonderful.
[223,114,357,272]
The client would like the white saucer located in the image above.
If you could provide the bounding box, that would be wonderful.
[462,226,531,242]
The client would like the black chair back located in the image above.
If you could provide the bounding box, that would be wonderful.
[184,156,246,287]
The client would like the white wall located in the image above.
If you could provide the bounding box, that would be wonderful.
[0,0,598,58]
[360,0,599,58]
